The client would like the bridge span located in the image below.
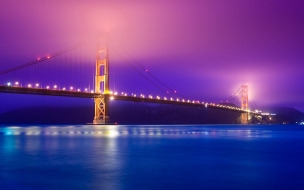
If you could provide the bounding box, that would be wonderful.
[0,85,257,115]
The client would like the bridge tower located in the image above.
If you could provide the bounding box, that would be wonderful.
[93,39,110,124]
[241,85,249,124]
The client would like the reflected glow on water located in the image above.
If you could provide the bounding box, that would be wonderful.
[0,125,279,138]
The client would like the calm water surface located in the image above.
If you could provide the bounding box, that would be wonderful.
[1,124,304,190]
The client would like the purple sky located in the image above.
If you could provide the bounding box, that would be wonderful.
[0,0,304,112]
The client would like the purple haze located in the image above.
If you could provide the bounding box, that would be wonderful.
[0,0,304,112]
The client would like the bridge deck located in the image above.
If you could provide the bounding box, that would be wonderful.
[0,85,256,114]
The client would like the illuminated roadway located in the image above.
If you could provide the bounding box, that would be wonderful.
[0,85,259,115]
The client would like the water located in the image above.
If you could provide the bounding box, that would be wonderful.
[1,124,304,190]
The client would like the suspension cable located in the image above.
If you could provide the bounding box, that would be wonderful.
[114,50,168,93]
[116,48,187,99]
[0,38,101,75]
[223,86,242,102]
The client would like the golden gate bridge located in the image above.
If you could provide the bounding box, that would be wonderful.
[0,37,258,124]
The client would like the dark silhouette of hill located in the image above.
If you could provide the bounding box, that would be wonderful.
[0,103,302,124]
[0,106,93,124]
[110,103,241,124]
[0,102,241,124]
[266,107,304,124]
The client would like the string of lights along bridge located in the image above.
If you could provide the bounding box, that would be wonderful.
[0,37,260,124]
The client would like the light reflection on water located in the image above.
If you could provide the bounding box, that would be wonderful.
[1,124,304,190]
[0,125,279,138]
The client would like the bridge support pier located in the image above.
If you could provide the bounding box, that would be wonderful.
[93,95,110,124]
[241,113,249,124]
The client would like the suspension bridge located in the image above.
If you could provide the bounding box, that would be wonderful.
[0,37,259,124]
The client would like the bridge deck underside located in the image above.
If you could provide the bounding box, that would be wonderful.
[0,86,254,114]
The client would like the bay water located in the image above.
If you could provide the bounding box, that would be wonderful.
[1,124,304,189]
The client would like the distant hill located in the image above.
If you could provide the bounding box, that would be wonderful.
[0,106,93,124]
[110,103,241,124]
[266,107,304,124]
[0,103,302,125]
[0,103,241,124]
